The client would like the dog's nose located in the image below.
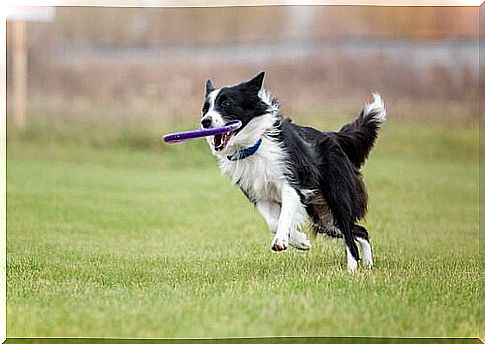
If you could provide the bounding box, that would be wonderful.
[201,116,212,129]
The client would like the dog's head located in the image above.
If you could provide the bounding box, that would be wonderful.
[200,72,278,155]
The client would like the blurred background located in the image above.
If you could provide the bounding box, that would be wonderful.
[6,6,478,145]
[6,6,480,337]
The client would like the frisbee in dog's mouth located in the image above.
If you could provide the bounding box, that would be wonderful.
[214,132,233,151]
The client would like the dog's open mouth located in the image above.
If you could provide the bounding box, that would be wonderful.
[214,132,233,151]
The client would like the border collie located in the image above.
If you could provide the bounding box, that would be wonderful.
[201,72,386,271]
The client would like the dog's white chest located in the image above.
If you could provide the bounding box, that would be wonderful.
[218,138,286,203]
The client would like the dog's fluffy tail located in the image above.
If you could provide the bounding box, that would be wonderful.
[336,93,387,168]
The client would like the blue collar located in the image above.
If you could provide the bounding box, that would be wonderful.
[227,139,262,161]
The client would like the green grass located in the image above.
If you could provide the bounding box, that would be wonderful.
[7,119,479,338]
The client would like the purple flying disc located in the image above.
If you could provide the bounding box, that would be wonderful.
[163,120,242,143]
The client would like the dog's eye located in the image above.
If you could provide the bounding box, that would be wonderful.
[221,100,232,108]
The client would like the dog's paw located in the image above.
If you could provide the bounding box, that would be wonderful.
[356,238,373,268]
[346,247,359,273]
[347,260,358,273]
[362,256,373,268]
[289,231,311,251]
[271,236,288,252]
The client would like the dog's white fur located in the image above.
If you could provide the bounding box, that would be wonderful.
[202,89,224,129]
[206,88,311,253]
[204,87,384,271]
[356,237,373,267]
[365,92,386,124]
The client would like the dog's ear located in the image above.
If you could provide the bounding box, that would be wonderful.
[206,79,215,95]
[245,72,265,93]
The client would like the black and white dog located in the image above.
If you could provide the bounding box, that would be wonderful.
[201,72,386,271]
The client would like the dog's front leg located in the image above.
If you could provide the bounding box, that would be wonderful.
[256,201,280,234]
[271,184,307,252]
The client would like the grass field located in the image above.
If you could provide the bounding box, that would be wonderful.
[6,119,479,338]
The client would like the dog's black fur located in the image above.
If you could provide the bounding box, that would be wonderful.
[275,114,379,260]
[201,72,386,268]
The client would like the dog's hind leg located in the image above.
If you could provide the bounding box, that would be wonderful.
[316,136,360,271]
[353,224,373,267]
